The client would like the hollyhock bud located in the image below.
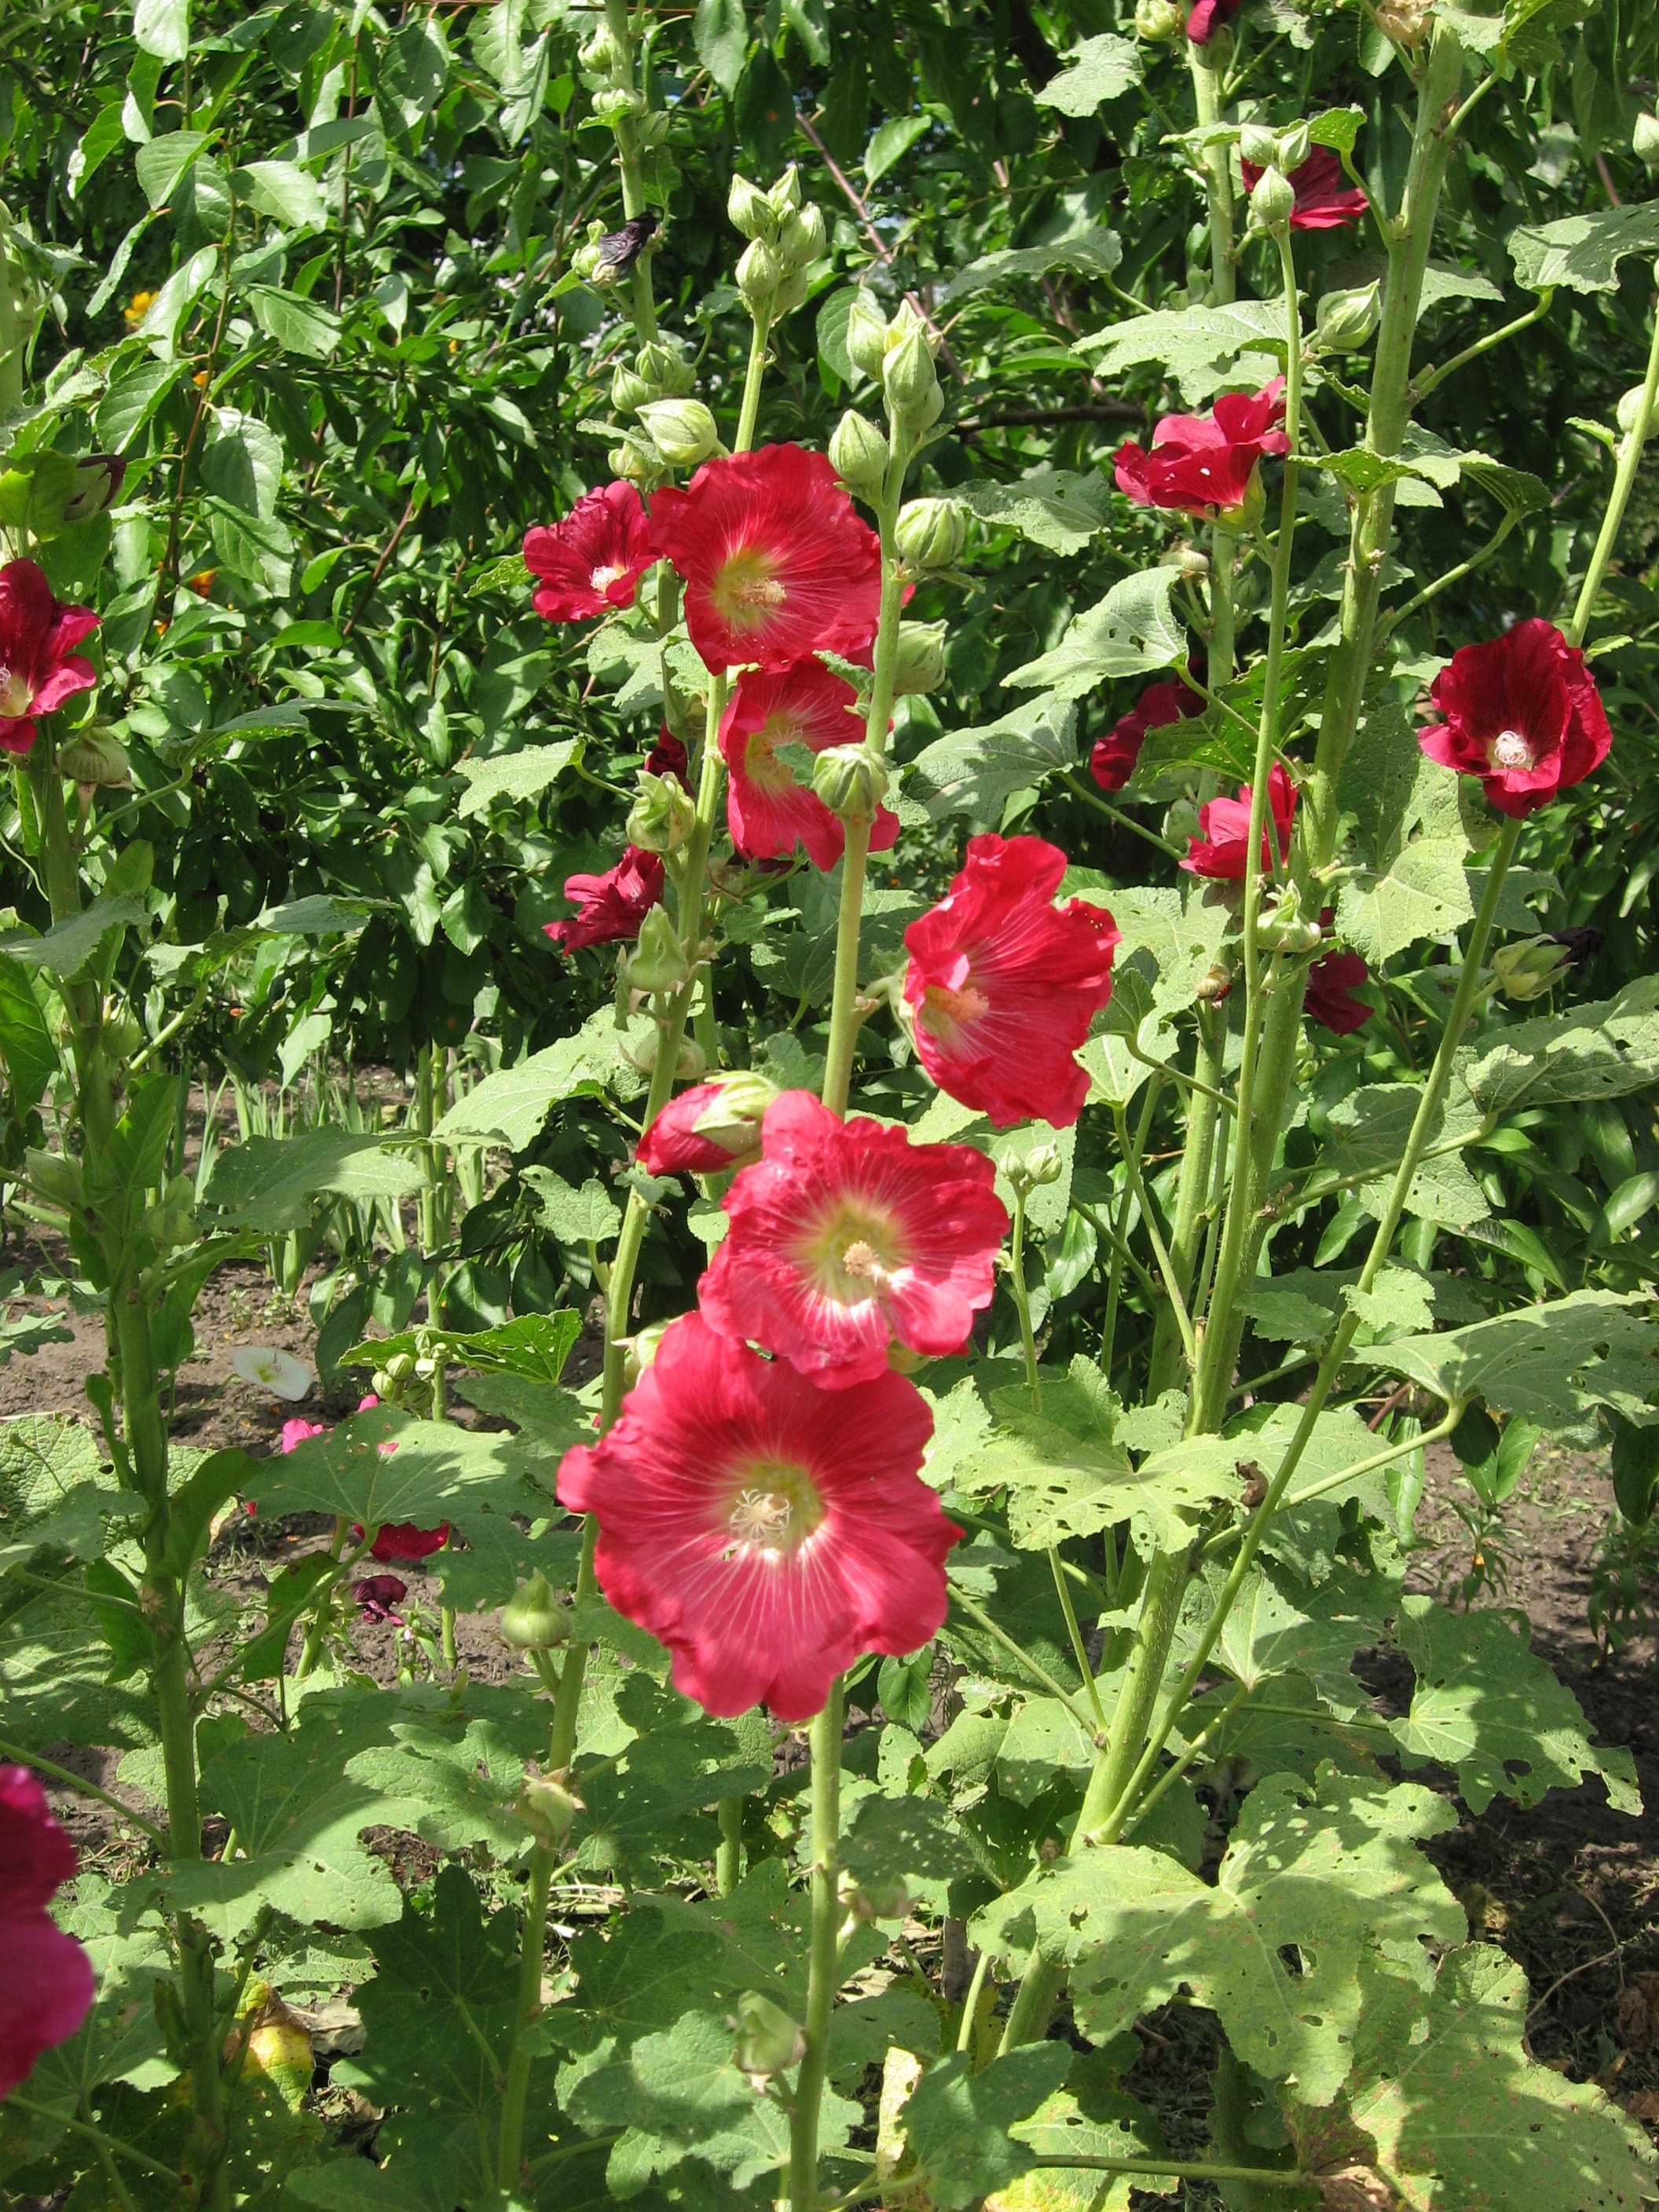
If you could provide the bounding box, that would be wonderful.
[1617,387,1649,437]
[728,173,775,240]
[1417,618,1612,819]
[635,1070,778,1176]
[635,338,696,397]
[63,454,126,526]
[778,203,827,269]
[812,743,890,823]
[352,1574,408,1624]
[768,265,813,321]
[0,1767,96,2099]
[895,497,967,571]
[1239,123,1280,167]
[732,1991,807,2081]
[1005,1143,1065,1196]
[1491,936,1575,1002]
[609,430,662,489]
[845,293,891,380]
[1136,0,1184,38]
[593,85,648,120]
[891,621,948,694]
[1634,112,1659,168]
[1242,148,1368,233]
[1276,122,1313,170]
[1249,164,1297,234]
[830,410,890,496]
[841,1866,913,1921]
[882,321,943,433]
[56,722,130,787]
[578,22,627,73]
[500,1571,569,1650]
[611,362,654,412]
[770,163,804,215]
[518,1771,580,1848]
[737,236,783,312]
[1260,881,1323,956]
[636,397,719,474]
[1314,282,1382,353]
[624,904,694,994]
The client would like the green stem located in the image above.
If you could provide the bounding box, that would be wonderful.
[496,1844,554,2188]
[1207,524,1237,679]
[1567,289,1659,648]
[735,311,771,455]
[1047,1548,1107,1735]
[716,1796,744,1895]
[602,0,658,340]
[1413,287,1555,401]
[1144,1005,1227,1390]
[1188,42,1235,304]
[1115,1102,1197,1373]
[947,1580,1101,1721]
[1009,1189,1040,1409]
[954,1946,993,2054]
[1031,2157,1312,2188]
[0,202,24,416]
[787,1676,845,2212]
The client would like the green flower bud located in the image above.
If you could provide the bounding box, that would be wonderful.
[811,743,891,823]
[1134,0,1184,39]
[829,410,890,496]
[517,1769,580,1848]
[592,85,648,121]
[608,430,663,489]
[1313,281,1382,353]
[622,1318,674,1388]
[500,1571,569,1651]
[611,362,654,413]
[1617,386,1650,437]
[1239,123,1280,168]
[890,620,947,695]
[573,236,607,284]
[1249,163,1297,235]
[1005,1142,1065,1198]
[895,496,967,571]
[145,1173,196,1251]
[27,1148,84,1214]
[777,203,826,269]
[624,904,694,993]
[767,164,804,216]
[844,292,890,380]
[1164,797,1202,848]
[383,1351,419,1385]
[57,723,130,788]
[728,174,775,241]
[839,1867,912,1921]
[1276,122,1312,172]
[1261,882,1322,957]
[577,23,627,75]
[1491,936,1574,1003]
[1635,112,1659,169]
[736,236,782,312]
[731,1991,806,2081]
[634,338,696,397]
[62,453,126,525]
[627,768,697,855]
[637,397,720,470]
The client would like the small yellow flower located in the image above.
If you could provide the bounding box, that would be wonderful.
[187,569,216,595]
[123,289,158,328]
[192,369,208,388]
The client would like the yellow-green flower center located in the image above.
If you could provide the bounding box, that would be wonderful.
[0,666,31,719]
[798,1203,907,1307]
[710,544,788,631]
[722,1463,823,1559]
[918,980,991,1049]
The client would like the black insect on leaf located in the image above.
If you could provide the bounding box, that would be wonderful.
[594,211,657,280]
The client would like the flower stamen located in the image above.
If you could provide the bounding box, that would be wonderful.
[0,666,30,718]
[1489,727,1533,771]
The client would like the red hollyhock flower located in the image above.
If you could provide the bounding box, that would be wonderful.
[1115,381,1289,520]
[523,482,656,623]
[646,723,689,785]
[635,1073,776,1177]
[1240,148,1368,231]
[1304,915,1372,1035]
[1418,617,1613,819]
[1091,679,1203,793]
[0,559,99,759]
[720,659,899,870]
[1181,762,1296,879]
[0,1767,95,2099]
[698,1091,1009,1388]
[352,1574,408,1623]
[557,1313,957,1720]
[648,445,882,673]
[1187,0,1243,38]
[544,847,665,954]
[351,1521,451,1563]
[903,835,1120,1130]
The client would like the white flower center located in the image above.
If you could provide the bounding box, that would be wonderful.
[0,665,31,718]
[590,562,626,593]
[1489,727,1533,771]
[727,1489,795,1547]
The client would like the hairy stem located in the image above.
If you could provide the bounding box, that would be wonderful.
[787,1677,846,2212]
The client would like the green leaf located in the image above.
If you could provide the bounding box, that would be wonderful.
[97,357,184,451]
[522,1167,623,1245]
[976,1771,1462,2104]
[0,954,58,1116]
[234,156,326,229]
[942,233,1122,307]
[133,0,190,63]
[453,737,580,819]
[1362,1289,1659,1438]
[206,495,294,593]
[1033,34,1142,115]
[902,2046,1074,2209]
[247,284,342,358]
[135,244,219,351]
[1314,1080,1489,1230]
[1076,299,1285,402]
[203,1129,424,1231]
[134,128,212,207]
[1307,103,1365,152]
[1336,837,1473,963]
[905,694,1079,823]
[0,894,147,979]
[1328,1946,1657,2212]
[1461,977,1659,1112]
[16,1877,174,2122]
[1002,569,1186,701]
[434,1007,649,1148]
[244,1408,549,1536]
[694,0,749,94]
[1509,199,1659,293]
[840,1793,973,1889]
[951,468,1114,553]
[866,114,932,185]
[200,409,284,519]
[1391,1596,1641,1815]
[340,1311,583,1386]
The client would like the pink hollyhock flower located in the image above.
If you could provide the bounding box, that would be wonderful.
[720,658,899,871]
[1115,381,1289,521]
[698,1091,1009,1387]
[280,1417,327,1453]
[1240,148,1368,231]
[1091,678,1203,793]
[635,1071,777,1177]
[648,445,883,673]
[0,1767,95,2098]
[523,482,656,623]
[352,1574,408,1623]
[1305,915,1372,1035]
[544,847,665,954]
[1187,0,1243,39]
[350,1521,451,1563]
[646,723,689,784]
[557,1313,957,1720]
[1181,762,1296,879]
[903,835,1119,1130]
[1418,617,1613,819]
[357,1394,379,1412]
[0,559,100,759]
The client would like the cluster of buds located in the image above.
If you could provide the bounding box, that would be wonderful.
[1239,120,1313,238]
[369,1344,440,1413]
[845,295,944,445]
[1002,1142,1065,1203]
[576,16,661,139]
[730,166,826,324]
[609,335,721,489]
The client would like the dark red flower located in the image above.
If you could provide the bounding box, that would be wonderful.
[1187,0,1243,40]
[523,482,657,623]
[1240,148,1368,231]
[646,723,689,785]
[720,658,899,871]
[1418,618,1613,819]
[1304,914,1373,1035]
[352,1575,408,1623]
[1181,762,1296,879]
[1091,679,1204,793]
[698,1090,1010,1387]
[0,1767,95,2098]
[351,1522,451,1563]
[635,1072,777,1177]
[903,835,1119,1130]
[0,559,99,759]
[648,445,883,673]
[544,847,665,954]
[1115,381,1289,521]
[557,1313,957,1721]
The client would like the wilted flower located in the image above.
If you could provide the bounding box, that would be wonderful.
[720,657,899,870]
[230,1347,315,1403]
[0,560,100,759]
[1417,617,1613,818]
[1114,381,1289,522]
[351,1575,408,1624]
[1240,148,1368,231]
[544,848,665,954]
[1092,678,1203,793]
[556,1313,957,1721]
[0,1767,95,2099]
[523,482,657,623]
[1181,762,1296,879]
[1304,911,1373,1035]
